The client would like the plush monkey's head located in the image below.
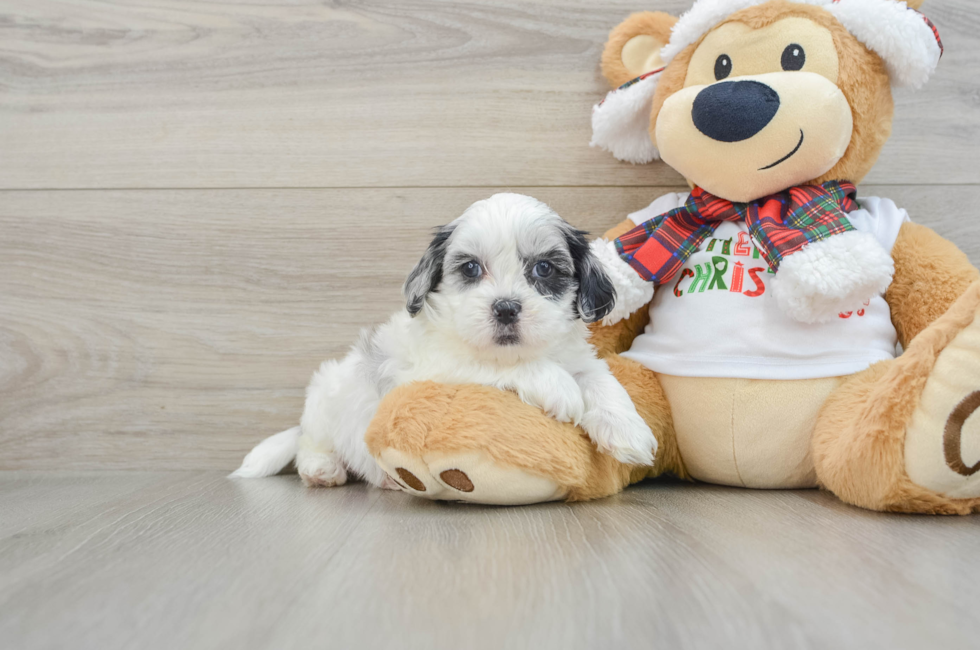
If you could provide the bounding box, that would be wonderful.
[592,0,941,203]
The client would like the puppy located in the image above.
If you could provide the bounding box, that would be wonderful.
[233,193,657,488]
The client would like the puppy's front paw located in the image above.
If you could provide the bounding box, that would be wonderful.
[519,383,586,425]
[580,408,657,466]
[544,389,587,425]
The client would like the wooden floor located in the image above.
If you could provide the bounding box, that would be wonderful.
[1,471,979,650]
[1,1,979,648]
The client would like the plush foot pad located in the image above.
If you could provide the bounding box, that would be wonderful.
[375,448,567,505]
[906,297,980,500]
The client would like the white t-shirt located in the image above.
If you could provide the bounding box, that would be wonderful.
[621,192,910,380]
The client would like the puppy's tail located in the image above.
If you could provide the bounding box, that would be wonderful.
[229,426,301,478]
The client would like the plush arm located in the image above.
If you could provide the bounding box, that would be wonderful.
[886,222,980,348]
[589,219,654,358]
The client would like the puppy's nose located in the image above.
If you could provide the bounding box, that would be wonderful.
[492,300,522,325]
[692,80,780,143]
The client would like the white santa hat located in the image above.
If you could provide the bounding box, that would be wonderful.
[591,0,944,164]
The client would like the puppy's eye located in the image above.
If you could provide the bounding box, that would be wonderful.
[781,44,805,71]
[460,260,482,279]
[532,261,554,279]
[714,54,732,81]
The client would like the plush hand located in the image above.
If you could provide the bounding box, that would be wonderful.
[365,354,669,504]
[772,231,895,323]
[365,380,642,504]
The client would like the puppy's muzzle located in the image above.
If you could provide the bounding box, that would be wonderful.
[692,80,780,143]
[492,299,522,326]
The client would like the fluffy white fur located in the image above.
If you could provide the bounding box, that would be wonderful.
[232,426,301,479]
[661,0,941,88]
[771,230,895,324]
[233,194,657,489]
[590,238,655,326]
[590,73,662,164]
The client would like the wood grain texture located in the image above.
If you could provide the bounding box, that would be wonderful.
[2,5,979,645]
[3,185,980,471]
[1,472,979,650]
[0,0,977,189]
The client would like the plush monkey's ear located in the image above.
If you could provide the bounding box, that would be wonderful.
[601,12,679,88]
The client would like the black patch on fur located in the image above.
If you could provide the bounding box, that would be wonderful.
[445,254,484,288]
[562,225,616,323]
[524,249,575,301]
[403,225,455,316]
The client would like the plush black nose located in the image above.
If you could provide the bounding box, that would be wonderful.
[492,300,522,325]
[692,80,780,143]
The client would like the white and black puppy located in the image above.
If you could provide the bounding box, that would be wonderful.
[234,193,657,488]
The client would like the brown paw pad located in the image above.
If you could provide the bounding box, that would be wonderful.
[439,469,474,493]
[395,468,426,492]
[945,391,980,477]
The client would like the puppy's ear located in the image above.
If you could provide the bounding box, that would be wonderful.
[403,225,454,317]
[564,226,616,324]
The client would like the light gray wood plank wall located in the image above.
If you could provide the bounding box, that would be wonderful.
[0,0,977,189]
[0,1,978,470]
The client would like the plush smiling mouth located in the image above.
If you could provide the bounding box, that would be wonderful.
[759,129,805,171]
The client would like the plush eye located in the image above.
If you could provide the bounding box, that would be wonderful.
[781,44,805,71]
[532,261,554,279]
[460,260,482,279]
[714,54,732,81]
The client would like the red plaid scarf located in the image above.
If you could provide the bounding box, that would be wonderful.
[615,181,859,284]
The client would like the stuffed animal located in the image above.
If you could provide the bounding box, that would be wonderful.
[364,0,980,514]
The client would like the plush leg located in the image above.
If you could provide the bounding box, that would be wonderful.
[813,281,980,514]
[364,354,683,504]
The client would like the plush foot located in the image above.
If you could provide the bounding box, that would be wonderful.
[364,381,639,505]
[296,447,348,488]
[815,282,980,513]
[905,287,980,500]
